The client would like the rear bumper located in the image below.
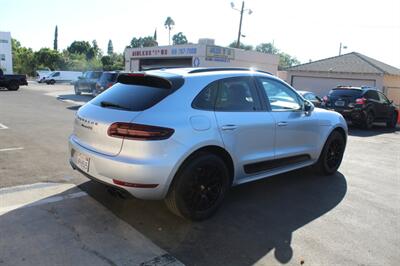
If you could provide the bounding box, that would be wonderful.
[327,108,366,121]
[69,136,178,200]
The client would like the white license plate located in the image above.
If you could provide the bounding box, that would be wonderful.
[76,153,90,172]
[335,100,345,107]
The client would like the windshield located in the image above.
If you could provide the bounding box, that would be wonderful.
[91,82,173,111]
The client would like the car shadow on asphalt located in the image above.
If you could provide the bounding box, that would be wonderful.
[348,124,399,137]
[78,168,347,266]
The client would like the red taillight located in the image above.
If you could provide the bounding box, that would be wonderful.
[107,122,174,140]
[355,98,366,105]
[106,82,113,88]
[112,179,158,188]
[323,96,329,102]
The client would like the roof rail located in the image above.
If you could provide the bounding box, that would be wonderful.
[188,67,272,75]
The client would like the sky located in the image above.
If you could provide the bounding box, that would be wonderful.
[1,0,400,68]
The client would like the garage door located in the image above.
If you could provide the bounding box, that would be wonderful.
[291,76,376,96]
[386,87,400,107]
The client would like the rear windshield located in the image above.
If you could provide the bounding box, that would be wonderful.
[328,89,363,97]
[91,83,172,111]
[99,73,118,82]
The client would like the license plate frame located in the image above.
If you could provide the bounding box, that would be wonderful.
[76,152,90,172]
[335,100,345,107]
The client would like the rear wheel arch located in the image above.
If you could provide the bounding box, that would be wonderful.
[169,145,235,191]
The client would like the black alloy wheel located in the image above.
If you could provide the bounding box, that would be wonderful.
[314,131,345,175]
[165,153,230,221]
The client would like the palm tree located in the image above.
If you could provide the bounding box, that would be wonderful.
[164,17,175,45]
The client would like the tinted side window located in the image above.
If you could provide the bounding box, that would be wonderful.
[53,72,60,77]
[377,92,390,104]
[192,81,218,110]
[365,90,379,101]
[215,77,261,112]
[304,93,316,101]
[258,78,301,111]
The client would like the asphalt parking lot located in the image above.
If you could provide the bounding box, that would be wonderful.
[0,83,399,266]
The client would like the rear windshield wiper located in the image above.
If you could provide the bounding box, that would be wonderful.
[100,101,132,111]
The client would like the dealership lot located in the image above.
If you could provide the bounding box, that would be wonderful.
[0,83,399,265]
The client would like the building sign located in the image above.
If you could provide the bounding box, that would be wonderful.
[171,47,197,56]
[132,48,168,57]
[131,46,198,58]
[205,45,235,63]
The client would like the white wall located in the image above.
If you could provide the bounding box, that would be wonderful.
[0,32,13,74]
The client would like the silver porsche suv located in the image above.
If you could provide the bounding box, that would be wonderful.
[69,68,347,220]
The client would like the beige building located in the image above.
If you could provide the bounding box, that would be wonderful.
[124,40,279,75]
[284,52,400,106]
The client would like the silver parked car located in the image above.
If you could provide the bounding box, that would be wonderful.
[69,68,347,220]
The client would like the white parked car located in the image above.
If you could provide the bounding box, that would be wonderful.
[69,68,348,220]
[44,71,82,84]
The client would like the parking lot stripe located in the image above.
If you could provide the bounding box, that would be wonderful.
[0,123,8,129]
[0,147,24,152]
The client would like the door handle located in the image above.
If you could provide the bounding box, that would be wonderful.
[221,125,238,131]
[277,121,288,127]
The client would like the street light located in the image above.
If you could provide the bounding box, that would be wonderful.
[339,42,348,56]
[231,1,252,48]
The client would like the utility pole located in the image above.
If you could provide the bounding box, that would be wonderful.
[236,1,245,48]
[231,1,252,49]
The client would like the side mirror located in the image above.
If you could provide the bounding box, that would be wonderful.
[78,76,83,80]
[304,100,314,114]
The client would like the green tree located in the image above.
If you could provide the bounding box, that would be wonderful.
[101,53,124,71]
[34,48,65,70]
[254,42,300,69]
[278,52,300,69]
[228,41,253,51]
[164,16,175,45]
[107,40,113,55]
[129,36,157,48]
[67,41,91,55]
[53,25,58,50]
[172,32,188,45]
[255,43,278,54]
[91,40,101,57]
[11,39,36,75]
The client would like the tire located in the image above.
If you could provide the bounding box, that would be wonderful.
[314,131,346,176]
[363,111,374,129]
[165,153,231,221]
[386,111,398,129]
[91,87,97,97]
[49,79,55,85]
[7,81,19,91]
[74,85,81,95]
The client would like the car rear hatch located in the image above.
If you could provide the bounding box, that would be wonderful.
[326,88,363,110]
[72,72,184,156]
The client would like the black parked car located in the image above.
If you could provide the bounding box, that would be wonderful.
[74,71,103,96]
[94,71,120,95]
[323,86,398,129]
[298,90,323,107]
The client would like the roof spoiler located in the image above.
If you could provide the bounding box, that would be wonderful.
[117,73,184,90]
